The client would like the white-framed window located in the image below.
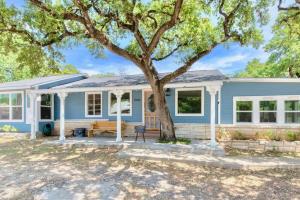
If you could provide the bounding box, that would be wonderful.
[235,101,253,123]
[0,91,23,122]
[259,100,277,123]
[108,91,132,116]
[175,88,204,116]
[85,92,102,117]
[285,100,300,123]
[40,94,53,121]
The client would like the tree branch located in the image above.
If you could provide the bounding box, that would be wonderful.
[152,42,188,61]
[148,0,183,54]
[74,0,143,68]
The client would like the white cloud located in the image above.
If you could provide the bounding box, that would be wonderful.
[79,63,142,76]
[193,53,248,70]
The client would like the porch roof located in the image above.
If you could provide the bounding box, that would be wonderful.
[53,70,226,89]
[0,74,87,91]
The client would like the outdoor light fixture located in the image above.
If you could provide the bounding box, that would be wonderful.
[165,88,171,96]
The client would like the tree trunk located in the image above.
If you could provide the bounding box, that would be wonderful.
[150,82,176,141]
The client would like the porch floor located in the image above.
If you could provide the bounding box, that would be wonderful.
[43,136,225,156]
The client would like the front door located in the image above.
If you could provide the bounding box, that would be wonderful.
[144,91,160,130]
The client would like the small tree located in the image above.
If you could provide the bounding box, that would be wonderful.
[0,0,272,140]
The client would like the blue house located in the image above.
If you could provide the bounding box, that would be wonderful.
[1,70,300,146]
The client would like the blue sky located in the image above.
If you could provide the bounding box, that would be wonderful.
[8,0,278,76]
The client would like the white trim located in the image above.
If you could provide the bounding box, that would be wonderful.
[175,87,204,117]
[85,91,103,118]
[228,78,300,83]
[33,74,86,88]
[0,91,24,122]
[39,94,54,122]
[218,89,221,124]
[233,95,300,125]
[108,90,132,116]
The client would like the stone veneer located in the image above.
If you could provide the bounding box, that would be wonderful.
[221,140,300,153]
[53,121,300,140]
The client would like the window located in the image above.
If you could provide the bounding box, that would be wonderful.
[109,92,131,115]
[40,94,53,120]
[86,92,102,117]
[285,100,300,123]
[0,92,23,121]
[260,100,277,123]
[236,101,252,123]
[176,89,203,115]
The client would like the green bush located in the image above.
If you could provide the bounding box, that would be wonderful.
[255,131,282,141]
[285,131,299,142]
[0,125,18,132]
[158,137,191,145]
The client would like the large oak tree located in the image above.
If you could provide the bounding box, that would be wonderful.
[0,0,272,140]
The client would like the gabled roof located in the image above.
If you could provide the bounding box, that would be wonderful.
[53,70,226,89]
[0,74,87,91]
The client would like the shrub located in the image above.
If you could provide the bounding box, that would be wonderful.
[217,128,231,141]
[285,131,299,142]
[230,131,247,140]
[0,125,18,132]
[255,131,282,141]
[158,137,191,145]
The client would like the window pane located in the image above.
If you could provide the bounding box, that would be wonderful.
[41,107,51,120]
[260,101,277,111]
[12,107,22,120]
[260,112,277,123]
[285,100,300,111]
[0,94,9,106]
[177,90,201,114]
[0,107,9,120]
[236,101,252,111]
[121,93,130,114]
[236,112,252,122]
[110,93,117,114]
[285,112,300,123]
[87,93,101,116]
[11,93,22,106]
[41,94,51,106]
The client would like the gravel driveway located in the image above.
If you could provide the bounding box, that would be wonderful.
[0,138,299,200]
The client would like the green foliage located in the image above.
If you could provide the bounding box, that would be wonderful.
[158,137,191,145]
[0,125,18,132]
[236,2,300,78]
[285,131,300,142]
[0,0,274,73]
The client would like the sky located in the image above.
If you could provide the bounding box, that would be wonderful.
[7,0,279,76]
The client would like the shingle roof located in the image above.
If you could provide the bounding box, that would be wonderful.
[0,74,86,91]
[54,70,226,89]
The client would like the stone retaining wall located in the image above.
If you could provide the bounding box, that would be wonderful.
[221,140,300,153]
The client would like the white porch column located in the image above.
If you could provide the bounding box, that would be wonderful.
[58,92,68,141]
[29,93,37,140]
[113,90,124,142]
[206,85,221,148]
[35,94,41,133]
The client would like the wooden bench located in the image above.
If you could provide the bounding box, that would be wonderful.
[88,121,126,137]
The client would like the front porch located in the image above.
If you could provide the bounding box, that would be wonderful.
[28,82,223,148]
[42,136,225,156]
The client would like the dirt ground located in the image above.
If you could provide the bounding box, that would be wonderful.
[0,137,299,200]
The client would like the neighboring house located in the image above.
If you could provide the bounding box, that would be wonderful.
[1,70,300,146]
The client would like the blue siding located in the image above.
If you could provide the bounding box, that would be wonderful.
[38,75,86,89]
[55,90,143,122]
[221,82,300,124]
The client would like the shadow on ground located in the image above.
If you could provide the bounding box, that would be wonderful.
[0,137,299,200]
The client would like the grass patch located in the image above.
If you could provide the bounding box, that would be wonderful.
[158,137,191,145]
